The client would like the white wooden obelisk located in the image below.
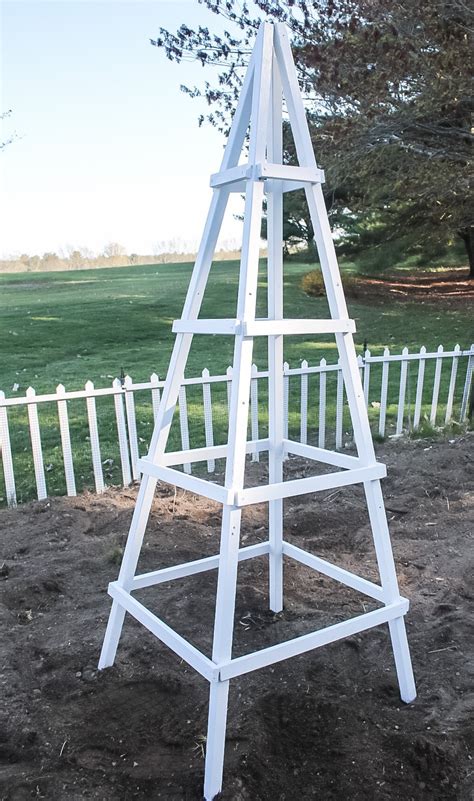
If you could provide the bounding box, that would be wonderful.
[98,22,415,801]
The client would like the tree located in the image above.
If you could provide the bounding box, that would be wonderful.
[0,110,18,151]
[152,1,473,277]
[103,242,126,258]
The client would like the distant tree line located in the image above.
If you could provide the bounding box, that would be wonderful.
[152,0,473,277]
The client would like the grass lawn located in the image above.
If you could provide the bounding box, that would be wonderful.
[0,259,472,504]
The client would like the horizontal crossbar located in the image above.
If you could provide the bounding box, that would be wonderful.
[161,438,270,467]
[283,439,364,469]
[235,463,386,506]
[107,582,219,682]
[172,318,354,337]
[132,541,270,590]
[138,458,233,504]
[283,541,385,602]
[218,599,409,680]
[210,162,325,190]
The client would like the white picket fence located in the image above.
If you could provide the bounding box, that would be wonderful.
[0,343,472,507]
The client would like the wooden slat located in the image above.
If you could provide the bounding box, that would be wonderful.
[26,386,47,500]
[56,383,76,496]
[0,391,16,506]
[85,380,104,493]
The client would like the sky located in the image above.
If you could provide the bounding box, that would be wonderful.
[0,0,248,258]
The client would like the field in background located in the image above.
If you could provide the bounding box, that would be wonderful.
[1,260,472,503]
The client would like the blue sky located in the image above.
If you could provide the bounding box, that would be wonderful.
[0,0,247,257]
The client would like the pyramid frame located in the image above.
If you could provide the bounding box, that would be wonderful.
[98,22,416,801]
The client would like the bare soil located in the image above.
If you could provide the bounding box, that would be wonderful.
[1,436,473,801]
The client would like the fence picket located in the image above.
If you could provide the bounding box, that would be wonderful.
[26,387,47,500]
[56,384,76,496]
[413,346,427,429]
[300,360,308,445]
[124,375,140,480]
[113,378,132,486]
[430,345,444,425]
[363,349,371,407]
[150,372,161,420]
[85,380,105,493]
[379,348,390,437]
[178,385,191,473]
[460,346,474,422]
[396,348,409,435]
[283,361,289,441]
[0,391,16,506]
[445,345,461,423]
[318,358,327,449]
[202,369,215,472]
[226,366,233,415]
[251,363,259,461]
[1,343,473,507]
[335,364,344,449]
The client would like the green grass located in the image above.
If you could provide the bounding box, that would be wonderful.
[0,259,472,504]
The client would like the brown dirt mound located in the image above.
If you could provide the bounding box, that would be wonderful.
[1,435,473,800]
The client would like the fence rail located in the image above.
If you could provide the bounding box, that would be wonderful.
[1,344,472,507]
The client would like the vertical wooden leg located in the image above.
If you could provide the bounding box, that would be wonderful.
[203,504,243,798]
[269,496,283,612]
[364,479,416,703]
[204,679,231,801]
[388,617,417,703]
[98,600,126,669]
[98,474,157,669]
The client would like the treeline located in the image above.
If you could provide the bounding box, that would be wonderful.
[0,247,243,274]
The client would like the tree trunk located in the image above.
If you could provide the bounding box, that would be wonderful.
[458,227,474,279]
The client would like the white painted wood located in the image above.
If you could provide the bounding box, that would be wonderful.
[26,386,47,500]
[237,463,386,507]
[150,372,161,420]
[283,361,289,440]
[210,163,253,188]
[283,542,384,602]
[284,439,363,469]
[300,360,308,444]
[162,438,269,467]
[99,23,417,801]
[363,349,371,407]
[205,23,274,800]
[396,348,409,435]
[85,380,105,494]
[0,391,16,506]
[318,358,327,448]
[430,345,444,425]
[56,383,76,496]
[244,318,355,335]
[123,375,140,481]
[267,53,284,613]
[108,583,218,682]
[413,346,427,429]
[250,363,259,461]
[202,368,215,472]
[256,162,324,183]
[335,362,344,449]
[178,385,191,474]
[112,378,132,487]
[132,541,270,590]
[445,345,460,423]
[219,600,408,681]
[173,318,240,335]
[379,347,390,437]
[226,366,233,414]
[460,345,473,422]
[138,457,232,505]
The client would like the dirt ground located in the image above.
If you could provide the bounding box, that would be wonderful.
[1,435,473,801]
